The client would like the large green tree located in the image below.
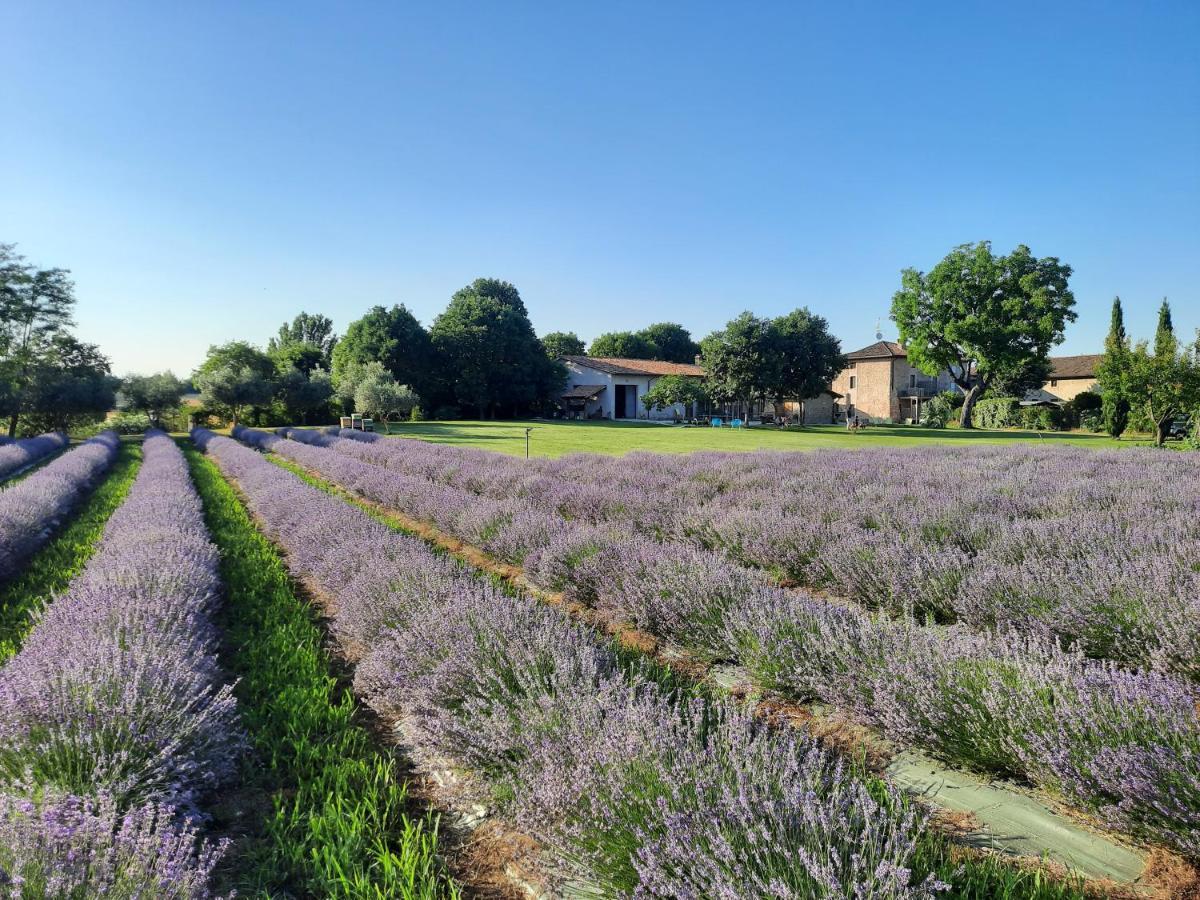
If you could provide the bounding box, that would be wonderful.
[331,305,433,397]
[699,309,844,414]
[0,244,114,435]
[267,312,337,369]
[18,335,118,434]
[1096,296,1130,439]
[429,278,563,418]
[639,322,700,363]
[890,242,1076,428]
[769,308,845,405]
[1125,300,1200,447]
[588,331,659,360]
[540,331,586,358]
[699,312,776,411]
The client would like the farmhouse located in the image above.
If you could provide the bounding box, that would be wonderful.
[1042,354,1101,401]
[830,341,957,423]
[559,356,705,420]
[561,355,839,423]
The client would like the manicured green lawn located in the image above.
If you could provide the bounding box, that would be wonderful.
[364,419,1117,458]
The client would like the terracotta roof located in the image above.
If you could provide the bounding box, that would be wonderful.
[562,355,706,377]
[561,384,606,400]
[1048,354,1102,379]
[846,340,906,360]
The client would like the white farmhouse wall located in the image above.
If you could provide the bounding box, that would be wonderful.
[563,361,689,420]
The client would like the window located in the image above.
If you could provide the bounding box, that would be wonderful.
[909,373,916,387]
[849,375,857,389]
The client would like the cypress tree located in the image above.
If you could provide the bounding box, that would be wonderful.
[1154,298,1175,357]
[1098,296,1130,438]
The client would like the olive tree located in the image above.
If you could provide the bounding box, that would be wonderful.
[117,372,186,428]
[195,364,273,427]
[353,364,417,430]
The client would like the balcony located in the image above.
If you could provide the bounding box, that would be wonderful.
[897,380,941,399]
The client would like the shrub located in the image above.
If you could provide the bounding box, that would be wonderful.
[920,394,952,428]
[973,397,1020,429]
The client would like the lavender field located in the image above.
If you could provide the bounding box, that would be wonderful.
[247,426,1200,861]
[0,423,1195,897]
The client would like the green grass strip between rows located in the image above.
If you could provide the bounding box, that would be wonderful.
[0,441,141,662]
[267,450,1089,900]
[182,441,460,900]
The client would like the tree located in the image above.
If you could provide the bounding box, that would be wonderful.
[429,278,563,418]
[331,305,433,398]
[195,364,274,427]
[117,372,186,427]
[890,242,1076,428]
[353,364,418,429]
[268,312,337,362]
[641,375,708,414]
[699,312,777,412]
[271,341,327,377]
[276,366,333,425]
[1096,296,1130,438]
[1124,301,1200,446]
[195,341,276,382]
[768,308,845,406]
[588,331,659,360]
[1154,299,1174,357]
[194,342,276,427]
[19,335,118,434]
[640,322,700,363]
[0,243,87,435]
[541,331,586,358]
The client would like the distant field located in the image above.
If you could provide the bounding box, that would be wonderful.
[369,419,1116,457]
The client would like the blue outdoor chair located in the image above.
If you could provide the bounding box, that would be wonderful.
[731,418,743,429]
[710,417,723,428]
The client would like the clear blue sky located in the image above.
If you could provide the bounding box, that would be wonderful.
[3,1,1197,376]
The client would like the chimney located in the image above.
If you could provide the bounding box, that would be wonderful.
[694,354,703,366]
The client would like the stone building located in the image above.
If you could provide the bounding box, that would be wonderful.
[830,341,957,423]
[1042,354,1101,401]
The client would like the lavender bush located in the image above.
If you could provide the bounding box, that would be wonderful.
[0,431,119,583]
[0,431,240,891]
[198,429,941,896]
[0,432,69,481]
[0,790,226,899]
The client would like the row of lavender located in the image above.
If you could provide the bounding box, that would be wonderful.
[207,429,943,897]
[0,432,241,895]
[325,429,1200,679]
[0,432,69,481]
[0,431,121,582]
[252,426,1200,858]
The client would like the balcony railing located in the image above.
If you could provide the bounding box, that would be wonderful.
[897,381,941,399]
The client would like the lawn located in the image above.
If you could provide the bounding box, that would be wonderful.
[366,419,1116,458]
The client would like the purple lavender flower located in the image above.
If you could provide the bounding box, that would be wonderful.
[0,432,69,481]
[0,431,242,893]
[0,431,119,583]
